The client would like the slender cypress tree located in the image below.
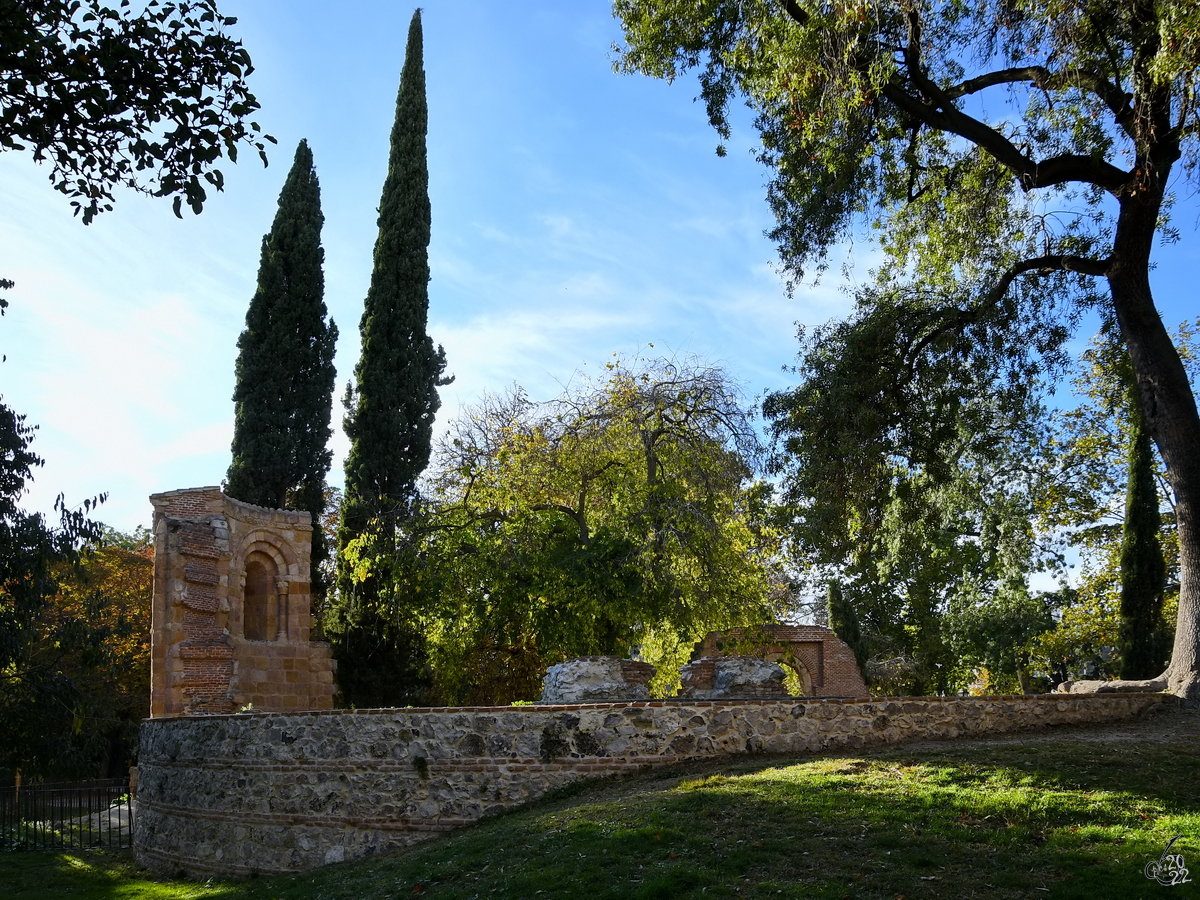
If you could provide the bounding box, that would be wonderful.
[1118,372,1168,679]
[332,9,449,706]
[226,138,338,600]
[827,580,869,677]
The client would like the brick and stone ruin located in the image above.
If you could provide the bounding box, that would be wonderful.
[537,625,869,704]
[136,508,1172,878]
[149,486,336,717]
[538,656,657,703]
[691,624,871,698]
[679,655,789,699]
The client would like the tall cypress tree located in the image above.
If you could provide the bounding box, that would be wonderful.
[1118,369,1168,679]
[827,580,869,677]
[332,9,449,706]
[226,139,338,600]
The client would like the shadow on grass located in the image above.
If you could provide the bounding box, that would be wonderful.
[217,720,1200,900]
[0,848,215,900]
[872,732,1200,811]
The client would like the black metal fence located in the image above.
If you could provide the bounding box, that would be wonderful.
[0,777,135,850]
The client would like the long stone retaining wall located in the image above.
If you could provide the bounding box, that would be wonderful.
[134,692,1171,878]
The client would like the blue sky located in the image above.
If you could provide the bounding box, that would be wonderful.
[0,1,1196,533]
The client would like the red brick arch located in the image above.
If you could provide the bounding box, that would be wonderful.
[692,624,870,698]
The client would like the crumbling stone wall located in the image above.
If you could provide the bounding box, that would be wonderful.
[680,656,789,699]
[694,625,869,698]
[134,692,1170,877]
[149,487,336,717]
[539,656,657,703]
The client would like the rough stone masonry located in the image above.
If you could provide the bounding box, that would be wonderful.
[134,692,1170,878]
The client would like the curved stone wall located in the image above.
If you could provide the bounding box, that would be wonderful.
[134,692,1171,878]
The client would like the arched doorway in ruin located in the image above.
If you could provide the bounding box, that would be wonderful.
[149,486,337,717]
[760,648,813,696]
[242,551,278,641]
[691,624,870,698]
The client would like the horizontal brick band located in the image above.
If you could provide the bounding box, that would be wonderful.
[139,798,471,832]
[142,754,674,776]
[183,563,219,585]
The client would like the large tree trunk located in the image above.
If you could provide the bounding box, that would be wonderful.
[1105,175,1200,701]
[1056,10,1200,699]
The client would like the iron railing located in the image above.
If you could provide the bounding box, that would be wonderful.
[0,776,135,850]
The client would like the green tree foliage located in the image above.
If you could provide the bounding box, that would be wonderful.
[1119,358,1169,678]
[826,580,867,676]
[311,483,343,636]
[423,358,784,704]
[28,528,151,780]
[226,139,337,603]
[331,10,449,708]
[2,526,152,782]
[0,397,109,779]
[0,0,272,223]
[1028,587,1121,684]
[616,0,1200,697]
[948,589,1057,694]
[1029,324,1197,681]
[760,300,1057,694]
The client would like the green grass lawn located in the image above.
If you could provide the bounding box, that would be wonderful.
[3,710,1197,900]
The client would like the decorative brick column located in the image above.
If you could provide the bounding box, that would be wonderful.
[149,487,336,717]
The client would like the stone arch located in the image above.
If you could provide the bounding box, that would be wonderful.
[232,530,302,642]
[232,529,300,578]
[760,648,813,696]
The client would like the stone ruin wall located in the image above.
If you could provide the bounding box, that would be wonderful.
[134,692,1172,878]
[693,624,870,698]
[139,497,1169,879]
[149,486,336,717]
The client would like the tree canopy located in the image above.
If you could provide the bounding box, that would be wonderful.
[759,285,1062,693]
[1,0,272,222]
[422,358,784,704]
[616,0,1200,697]
[0,395,111,778]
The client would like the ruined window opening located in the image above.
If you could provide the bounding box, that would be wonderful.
[243,556,275,641]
